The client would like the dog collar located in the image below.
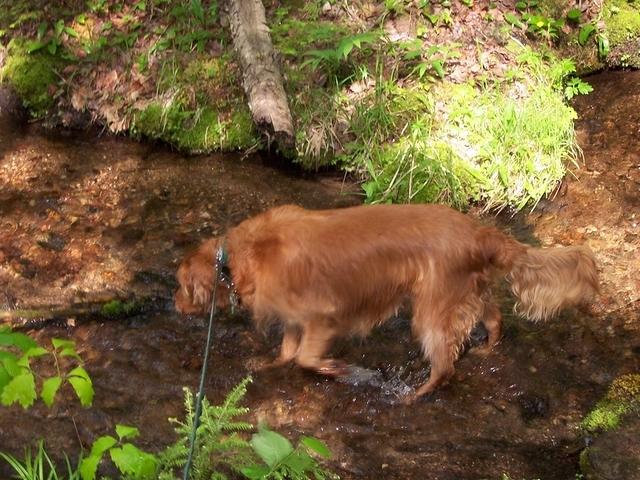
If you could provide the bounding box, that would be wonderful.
[216,242,239,312]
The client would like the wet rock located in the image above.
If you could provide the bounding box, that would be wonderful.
[581,415,640,480]
[36,232,67,252]
[518,392,550,421]
[0,83,26,123]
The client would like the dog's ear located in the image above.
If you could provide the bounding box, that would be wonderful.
[175,237,223,314]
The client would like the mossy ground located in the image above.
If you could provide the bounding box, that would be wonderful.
[603,0,640,68]
[131,53,259,152]
[582,373,640,432]
[0,0,632,210]
[1,39,64,116]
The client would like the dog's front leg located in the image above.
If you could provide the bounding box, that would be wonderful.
[295,318,349,377]
[273,324,302,366]
[251,325,302,372]
[481,302,502,350]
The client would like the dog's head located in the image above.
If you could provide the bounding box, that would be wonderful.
[174,237,235,315]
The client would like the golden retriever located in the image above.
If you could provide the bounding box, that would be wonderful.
[175,204,598,401]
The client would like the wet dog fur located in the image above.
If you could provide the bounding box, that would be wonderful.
[175,204,598,401]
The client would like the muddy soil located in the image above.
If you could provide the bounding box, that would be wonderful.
[0,71,639,480]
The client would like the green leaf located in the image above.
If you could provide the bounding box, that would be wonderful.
[597,33,609,57]
[515,1,527,10]
[1,372,36,408]
[566,8,581,22]
[54,19,65,37]
[301,436,332,458]
[564,85,575,100]
[26,40,47,53]
[109,444,157,478]
[241,464,271,479]
[431,59,445,78]
[68,366,94,406]
[52,338,75,350]
[64,26,79,37]
[18,347,49,368]
[504,12,524,28]
[578,23,596,45]
[41,376,63,407]
[0,352,20,377]
[59,347,82,361]
[0,332,38,352]
[37,21,48,40]
[283,451,314,474]
[0,365,11,392]
[115,424,140,441]
[412,61,430,79]
[79,455,101,480]
[250,427,294,467]
[578,82,593,95]
[23,346,49,358]
[90,436,118,457]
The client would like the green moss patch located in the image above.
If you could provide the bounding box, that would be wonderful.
[603,0,640,68]
[133,54,259,153]
[101,299,140,319]
[582,373,640,432]
[132,101,258,153]
[1,39,63,116]
[604,0,640,47]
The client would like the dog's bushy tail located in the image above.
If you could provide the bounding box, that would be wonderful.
[477,228,599,321]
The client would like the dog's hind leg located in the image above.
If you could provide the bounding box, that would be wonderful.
[295,318,349,377]
[408,293,483,402]
[412,326,457,400]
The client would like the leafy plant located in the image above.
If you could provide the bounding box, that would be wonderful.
[158,379,255,479]
[521,12,564,40]
[25,19,78,56]
[0,326,93,409]
[507,0,565,41]
[79,425,157,480]
[578,23,596,45]
[564,77,593,100]
[0,441,81,480]
[157,377,338,480]
[596,33,609,58]
[566,8,581,24]
[302,31,380,75]
[383,0,406,16]
[242,427,337,480]
[399,40,461,80]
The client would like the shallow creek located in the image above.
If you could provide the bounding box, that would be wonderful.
[0,70,638,479]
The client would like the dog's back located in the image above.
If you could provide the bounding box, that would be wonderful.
[226,204,490,331]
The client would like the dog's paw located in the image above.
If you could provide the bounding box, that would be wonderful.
[400,392,419,405]
[468,343,498,357]
[314,359,351,377]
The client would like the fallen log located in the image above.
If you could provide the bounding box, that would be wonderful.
[226,0,295,153]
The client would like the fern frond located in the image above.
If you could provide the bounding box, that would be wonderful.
[158,377,256,480]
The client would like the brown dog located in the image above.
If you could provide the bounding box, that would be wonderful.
[175,204,598,400]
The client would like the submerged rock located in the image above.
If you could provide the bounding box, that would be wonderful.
[0,83,26,123]
[581,415,640,480]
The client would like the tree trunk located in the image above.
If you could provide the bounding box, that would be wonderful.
[226,0,295,153]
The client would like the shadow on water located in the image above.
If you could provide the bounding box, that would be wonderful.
[1,70,639,479]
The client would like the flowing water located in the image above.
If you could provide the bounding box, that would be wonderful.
[0,71,639,479]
